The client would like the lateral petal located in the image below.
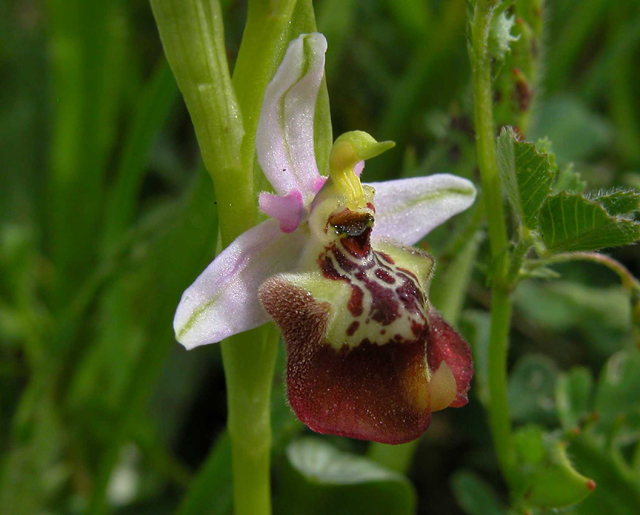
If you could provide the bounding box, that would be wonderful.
[368,174,476,245]
[173,219,306,349]
[255,33,327,198]
[259,190,305,233]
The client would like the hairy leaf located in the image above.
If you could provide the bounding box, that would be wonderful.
[514,426,595,509]
[497,128,555,229]
[539,192,640,252]
[590,190,640,217]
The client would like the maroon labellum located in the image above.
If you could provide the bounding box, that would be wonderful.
[259,206,473,444]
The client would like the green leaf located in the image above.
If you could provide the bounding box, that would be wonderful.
[532,95,613,163]
[497,128,555,229]
[590,190,640,217]
[175,433,233,515]
[278,438,416,515]
[508,354,558,425]
[450,470,507,515]
[514,424,546,465]
[594,350,640,437]
[556,367,594,431]
[553,164,587,194]
[539,192,640,252]
[514,427,595,509]
[568,435,640,515]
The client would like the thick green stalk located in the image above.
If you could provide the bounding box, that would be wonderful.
[221,326,279,515]
[151,1,328,513]
[469,0,517,486]
[150,0,251,243]
[150,1,273,513]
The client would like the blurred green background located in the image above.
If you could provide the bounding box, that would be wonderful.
[2,0,640,513]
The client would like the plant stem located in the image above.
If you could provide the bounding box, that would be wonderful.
[469,0,518,485]
[221,326,280,515]
[150,1,280,513]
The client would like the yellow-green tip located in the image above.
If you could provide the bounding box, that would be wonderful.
[329,131,395,172]
[327,131,395,202]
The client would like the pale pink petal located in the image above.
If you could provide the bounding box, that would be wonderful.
[259,190,305,233]
[354,160,365,177]
[256,33,327,198]
[368,174,476,245]
[173,219,307,349]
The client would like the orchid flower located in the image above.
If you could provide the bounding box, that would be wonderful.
[174,33,477,444]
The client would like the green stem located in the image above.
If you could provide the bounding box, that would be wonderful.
[469,0,517,486]
[152,2,326,514]
[221,326,279,515]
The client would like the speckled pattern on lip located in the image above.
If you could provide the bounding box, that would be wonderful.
[259,207,473,444]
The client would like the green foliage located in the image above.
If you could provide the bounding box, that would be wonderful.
[556,367,594,431]
[3,0,640,513]
[514,425,595,509]
[497,128,555,229]
[277,438,416,515]
[591,190,640,217]
[538,192,640,252]
[450,469,507,515]
[552,164,587,194]
[532,95,614,163]
[508,355,558,425]
[593,350,640,437]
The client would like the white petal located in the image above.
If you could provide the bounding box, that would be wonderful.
[255,33,327,198]
[174,219,307,349]
[368,174,477,245]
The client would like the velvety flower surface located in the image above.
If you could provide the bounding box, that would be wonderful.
[174,33,476,444]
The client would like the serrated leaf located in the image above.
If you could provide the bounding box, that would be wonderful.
[451,470,507,515]
[556,367,594,431]
[508,354,558,425]
[278,438,416,515]
[590,190,640,217]
[497,128,555,229]
[539,192,640,252]
[553,164,586,194]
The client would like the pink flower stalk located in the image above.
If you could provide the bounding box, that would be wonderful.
[174,33,476,444]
